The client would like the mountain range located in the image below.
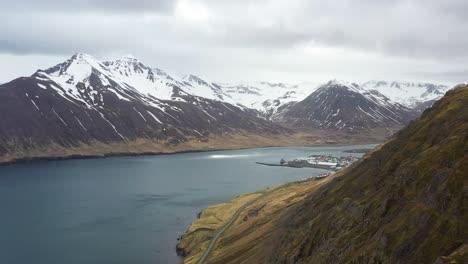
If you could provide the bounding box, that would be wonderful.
[0,53,454,163]
[272,80,418,131]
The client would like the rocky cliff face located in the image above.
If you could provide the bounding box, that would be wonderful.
[272,85,467,263]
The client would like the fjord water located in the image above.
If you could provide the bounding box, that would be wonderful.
[0,145,375,264]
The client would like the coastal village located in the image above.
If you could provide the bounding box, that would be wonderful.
[286,154,360,170]
[257,153,363,181]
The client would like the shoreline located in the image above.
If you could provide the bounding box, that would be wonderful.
[0,139,380,167]
[176,176,338,264]
[175,183,287,263]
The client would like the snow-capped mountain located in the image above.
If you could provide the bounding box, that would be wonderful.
[274,80,417,131]
[0,53,286,159]
[219,81,321,117]
[36,53,242,107]
[25,53,452,116]
[360,81,450,107]
[0,52,455,163]
[218,80,451,118]
[181,74,240,106]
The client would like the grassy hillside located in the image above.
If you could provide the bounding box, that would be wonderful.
[185,85,467,264]
[177,179,334,264]
[273,85,468,263]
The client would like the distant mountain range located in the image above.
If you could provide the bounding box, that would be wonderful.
[221,80,451,118]
[272,80,418,131]
[0,53,455,163]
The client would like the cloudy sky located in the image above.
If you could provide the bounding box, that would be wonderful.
[0,0,467,84]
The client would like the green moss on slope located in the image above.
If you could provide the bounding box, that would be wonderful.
[273,86,468,264]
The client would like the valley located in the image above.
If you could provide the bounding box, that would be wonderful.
[2,2,467,264]
[0,53,453,164]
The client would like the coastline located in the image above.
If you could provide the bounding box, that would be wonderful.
[176,175,340,264]
[0,131,382,166]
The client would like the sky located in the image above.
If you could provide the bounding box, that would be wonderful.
[0,0,467,85]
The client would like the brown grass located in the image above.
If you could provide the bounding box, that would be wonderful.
[178,177,336,264]
[0,129,385,164]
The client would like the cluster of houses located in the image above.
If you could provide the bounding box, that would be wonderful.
[285,154,361,181]
[306,154,359,170]
[260,154,363,181]
[283,154,360,171]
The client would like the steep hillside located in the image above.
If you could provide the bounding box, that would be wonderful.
[274,87,468,263]
[184,85,467,264]
[274,80,417,131]
[273,85,467,264]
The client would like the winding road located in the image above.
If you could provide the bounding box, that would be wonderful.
[196,193,265,264]
[197,183,293,264]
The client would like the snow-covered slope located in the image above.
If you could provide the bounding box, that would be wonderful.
[360,81,450,107]
[104,55,185,101]
[274,80,417,131]
[220,81,321,117]
[37,54,449,117]
[35,53,244,108]
[181,74,240,106]
[219,80,450,118]
[0,53,285,155]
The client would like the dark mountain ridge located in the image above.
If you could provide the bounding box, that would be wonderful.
[274,80,417,131]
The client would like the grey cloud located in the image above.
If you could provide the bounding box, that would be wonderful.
[220,0,468,61]
[406,70,468,84]
[1,0,468,61]
[0,0,467,83]
[4,0,175,13]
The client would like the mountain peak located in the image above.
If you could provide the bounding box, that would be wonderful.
[121,54,137,60]
[37,52,107,80]
[318,79,361,93]
[70,53,99,63]
[184,74,202,80]
[183,74,210,86]
[276,78,415,130]
[105,54,144,66]
[103,55,155,77]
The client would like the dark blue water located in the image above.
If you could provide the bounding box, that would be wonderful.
[0,145,375,264]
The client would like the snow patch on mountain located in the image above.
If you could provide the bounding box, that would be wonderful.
[361,81,450,107]
[28,53,451,119]
[220,81,321,116]
[273,80,417,131]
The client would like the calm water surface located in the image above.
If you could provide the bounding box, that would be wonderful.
[0,145,376,264]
